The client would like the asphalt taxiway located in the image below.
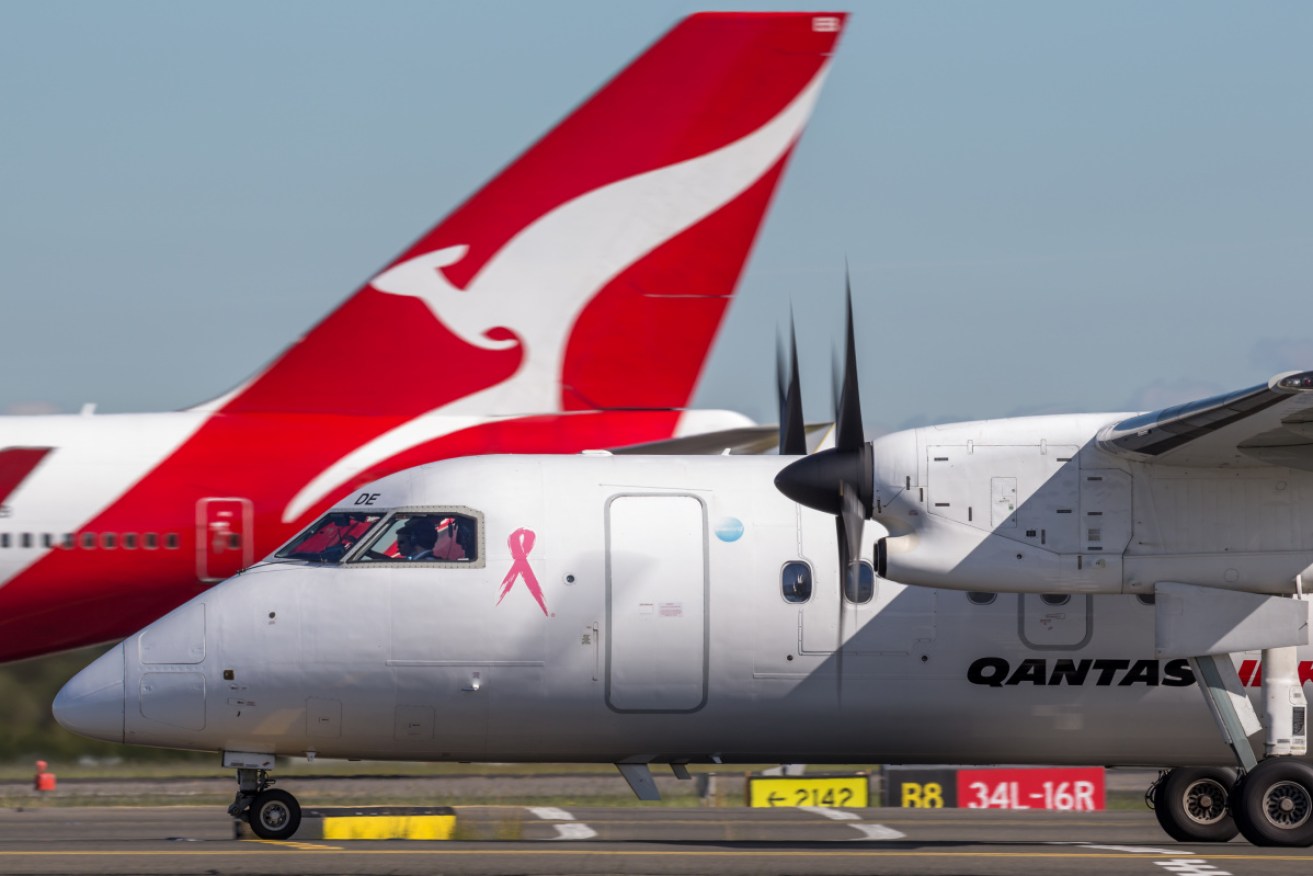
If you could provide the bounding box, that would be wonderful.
[2,805,1310,876]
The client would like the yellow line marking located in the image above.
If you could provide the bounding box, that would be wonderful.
[245,839,344,850]
[2,850,1312,860]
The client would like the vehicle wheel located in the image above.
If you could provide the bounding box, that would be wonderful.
[1152,767,1238,842]
[1232,759,1313,847]
[247,788,301,840]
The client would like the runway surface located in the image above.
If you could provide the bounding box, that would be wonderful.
[2,805,1311,876]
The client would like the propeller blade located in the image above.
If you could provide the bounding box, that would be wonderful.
[835,272,864,453]
[776,315,806,456]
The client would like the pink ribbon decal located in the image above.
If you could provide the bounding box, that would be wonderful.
[497,528,547,615]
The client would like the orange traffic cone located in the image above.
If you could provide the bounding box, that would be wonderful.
[33,760,56,792]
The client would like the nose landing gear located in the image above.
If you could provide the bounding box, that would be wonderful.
[228,767,302,841]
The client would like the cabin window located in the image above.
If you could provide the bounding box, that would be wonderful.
[276,511,385,564]
[350,509,483,567]
[20,533,32,548]
[123,533,138,550]
[165,533,179,550]
[843,560,875,605]
[0,534,9,548]
[81,532,95,549]
[144,533,158,550]
[101,533,116,549]
[41,533,53,548]
[1137,594,1156,606]
[967,591,997,605]
[781,561,812,604]
[60,533,74,549]
[1040,593,1070,606]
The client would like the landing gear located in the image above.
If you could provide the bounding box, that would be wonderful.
[1149,767,1238,843]
[228,767,302,840]
[248,788,302,841]
[1231,758,1313,847]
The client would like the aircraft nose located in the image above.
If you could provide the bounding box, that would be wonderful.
[53,642,125,743]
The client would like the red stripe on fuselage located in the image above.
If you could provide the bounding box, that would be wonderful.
[0,447,53,506]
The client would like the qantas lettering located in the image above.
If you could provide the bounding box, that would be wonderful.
[969,657,1313,688]
[967,657,1196,688]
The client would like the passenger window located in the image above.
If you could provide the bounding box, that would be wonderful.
[165,533,179,550]
[42,533,53,548]
[351,511,481,565]
[20,533,32,548]
[967,592,997,605]
[0,534,9,548]
[1041,593,1070,606]
[843,560,875,605]
[123,533,138,550]
[277,512,384,564]
[81,532,95,549]
[101,533,116,549]
[60,533,74,549]
[781,561,812,603]
[144,533,158,550]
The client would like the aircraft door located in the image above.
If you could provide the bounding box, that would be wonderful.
[197,498,253,582]
[605,494,708,713]
[1020,593,1093,650]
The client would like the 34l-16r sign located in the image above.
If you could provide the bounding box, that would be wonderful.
[886,767,1105,810]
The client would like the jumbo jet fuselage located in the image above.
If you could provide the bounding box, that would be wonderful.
[57,453,1313,768]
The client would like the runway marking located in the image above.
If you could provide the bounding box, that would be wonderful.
[1154,861,1232,876]
[246,839,345,850]
[1072,844,1179,855]
[800,806,860,821]
[550,823,599,840]
[528,807,575,820]
[528,805,597,840]
[847,823,908,840]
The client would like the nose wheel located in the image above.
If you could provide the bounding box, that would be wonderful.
[248,788,302,841]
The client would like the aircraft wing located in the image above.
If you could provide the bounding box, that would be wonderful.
[610,422,832,456]
[1096,371,1313,469]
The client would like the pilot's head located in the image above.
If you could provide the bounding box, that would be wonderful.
[396,518,438,557]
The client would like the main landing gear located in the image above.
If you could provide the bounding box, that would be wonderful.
[1149,767,1239,843]
[228,767,302,840]
[1150,583,1312,847]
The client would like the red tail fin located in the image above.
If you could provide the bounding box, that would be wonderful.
[217,12,846,417]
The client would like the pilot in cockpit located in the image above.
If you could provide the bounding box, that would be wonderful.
[395,518,438,561]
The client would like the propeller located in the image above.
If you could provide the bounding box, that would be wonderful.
[774,276,874,704]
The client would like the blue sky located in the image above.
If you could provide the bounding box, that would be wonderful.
[2,1,1310,434]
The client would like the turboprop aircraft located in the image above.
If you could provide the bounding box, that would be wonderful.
[0,11,848,662]
[55,288,1313,847]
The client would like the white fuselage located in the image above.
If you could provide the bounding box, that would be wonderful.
[59,454,1313,768]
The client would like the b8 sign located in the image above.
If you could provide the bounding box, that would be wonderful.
[957,768,1105,811]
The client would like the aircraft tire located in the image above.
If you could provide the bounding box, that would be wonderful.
[248,788,302,841]
[1152,767,1238,843]
[1231,759,1313,847]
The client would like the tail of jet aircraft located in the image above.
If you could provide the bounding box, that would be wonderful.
[0,13,847,663]
[213,12,847,418]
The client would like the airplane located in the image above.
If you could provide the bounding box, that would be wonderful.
[54,289,1313,848]
[0,11,848,663]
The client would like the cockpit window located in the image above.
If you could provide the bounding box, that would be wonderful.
[349,510,481,566]
[275,512,384,564]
